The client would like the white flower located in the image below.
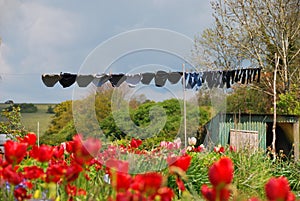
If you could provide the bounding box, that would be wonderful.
[173,138,181,148]
[188,137,197,146]
[186,146,193,151]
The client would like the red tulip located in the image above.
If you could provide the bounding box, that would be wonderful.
[2,164,23,185]
[201,185,216,201]
[64,163,83,182]
[14,187,31,201]
[65,184,86,197]
[71,134,101,164]
[18,133,37,146]
[156,187,174,201]
[229,145,236,152]
[4,140,27,165]
[131,172,163,196]
[66,183,77,196]
[208,157,234,189]
[248,197,261,201]
[130,138,142,148]
[106,159,129,174]
[265,176,295,201]
[111,172,132,192]
[23,180,33,189]
[53,144,65,160]
[23,166,44,180]
[175,177,186,191]
[286,192,296,201]
[214,146,225,153]
[65,141,74,153]
[45,163,65,183]
[201,184,231,201]
[167,154,192,172]
[89,158,102,171]
[30,145,54,162]
[113,191,133,201]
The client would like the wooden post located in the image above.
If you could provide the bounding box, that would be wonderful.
[37,121,40,147]
[272,54,280,158]
[294,121,299,161]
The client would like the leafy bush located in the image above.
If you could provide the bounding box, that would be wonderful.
[47,105,55,114]
[0,105,27,137]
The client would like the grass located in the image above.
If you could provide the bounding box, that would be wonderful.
[168,148,300,200]
[21,104,56,136]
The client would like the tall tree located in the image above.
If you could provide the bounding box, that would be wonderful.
[194,0,300,95]
[193,0,300,153]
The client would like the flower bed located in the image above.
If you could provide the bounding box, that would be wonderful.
[0,133,299,201]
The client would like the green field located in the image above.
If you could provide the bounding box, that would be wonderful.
[0,103,57,136]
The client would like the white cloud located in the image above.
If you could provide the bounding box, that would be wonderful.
[0,0,21,26]
[19,2,78,48]
[0,42,12,74]
[0,1,81,73]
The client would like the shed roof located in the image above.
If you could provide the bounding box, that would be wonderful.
[212,113,299,124]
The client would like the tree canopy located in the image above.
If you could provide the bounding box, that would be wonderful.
[194,0,300,115]
[41,84,210,147]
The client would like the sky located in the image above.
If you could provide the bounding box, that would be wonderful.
[0,0,214,103]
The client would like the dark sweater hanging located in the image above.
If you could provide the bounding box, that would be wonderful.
[109,74,126,87]
[59,73,77,88]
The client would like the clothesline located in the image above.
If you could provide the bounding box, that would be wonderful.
[41,68,261,89]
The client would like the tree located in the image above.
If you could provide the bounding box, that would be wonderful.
[193,0,300,152]
[47,106,55,114]
[226,85,273,114]
[194,0,299,92]
[0,106,27,137]
[277,84,300,115]
[44,100,73,136]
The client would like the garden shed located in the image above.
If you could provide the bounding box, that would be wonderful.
[203,113,299,160]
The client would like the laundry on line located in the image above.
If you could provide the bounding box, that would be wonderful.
[41,68,261,89]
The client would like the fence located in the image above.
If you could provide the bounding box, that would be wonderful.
[219,122,266,150]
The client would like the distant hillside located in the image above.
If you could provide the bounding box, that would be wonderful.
[0,103,57,136]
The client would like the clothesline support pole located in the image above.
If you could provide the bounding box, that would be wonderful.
[182,63,187,148]
[37,121,40,147]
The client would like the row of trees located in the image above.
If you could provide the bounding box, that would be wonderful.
[6,103,38,113]
[41,84,210,147]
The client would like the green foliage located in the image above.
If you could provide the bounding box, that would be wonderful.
[226,86,272,114]
[44,100,73,136]
[43,82,210,146]
[41,121,76,145]
[20,103,38,113]
[197,90,212,107]
[7,103,38,113]
[99,112,127,141]
[41,101,74,144]
[184,152,216,194]
[47,105,55,114]
[277,86,300,115]
[228,149,273,199]
[0,105,27,137]
[271,157,300,192]
[167,149,276,200]
[169,149,300,200]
